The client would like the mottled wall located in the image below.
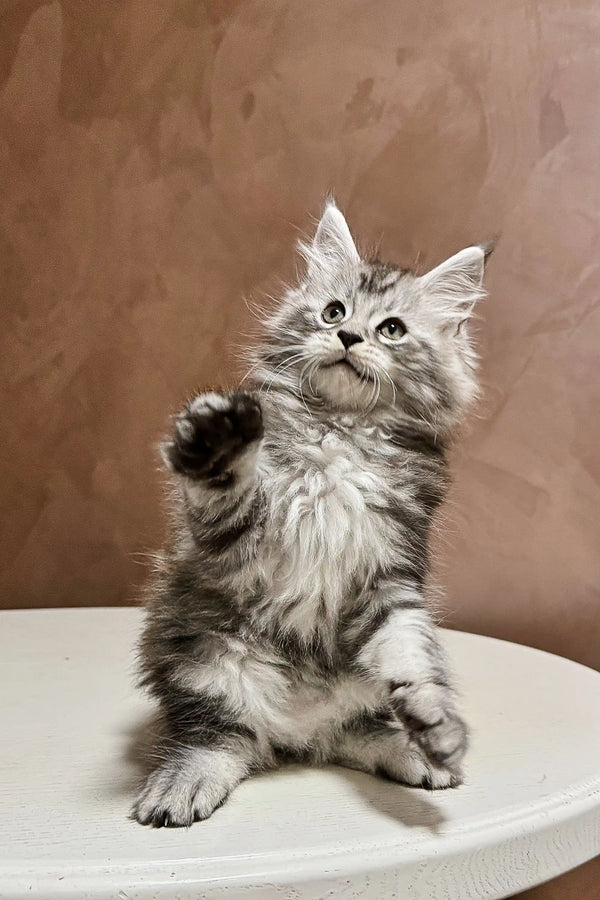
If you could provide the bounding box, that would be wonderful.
[1,1,599,895]
[5,0,599,665]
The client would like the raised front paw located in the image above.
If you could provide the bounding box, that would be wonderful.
[163,391,263,479]
[389,679,468,771]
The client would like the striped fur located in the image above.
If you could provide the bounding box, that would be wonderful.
[132,203,487,827]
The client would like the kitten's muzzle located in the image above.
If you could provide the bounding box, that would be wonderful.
[322,353,371,381]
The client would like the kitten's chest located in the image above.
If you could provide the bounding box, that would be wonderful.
[261,431,394,611]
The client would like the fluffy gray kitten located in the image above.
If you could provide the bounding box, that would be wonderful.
[132,202,487,828]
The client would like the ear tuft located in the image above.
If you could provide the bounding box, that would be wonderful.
[479,235,499,265]
[299,200,360,282]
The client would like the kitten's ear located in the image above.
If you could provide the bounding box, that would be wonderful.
[300,201,360,281]
[418,246,487,332]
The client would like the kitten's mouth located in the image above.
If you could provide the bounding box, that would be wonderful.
[323,357,372,381]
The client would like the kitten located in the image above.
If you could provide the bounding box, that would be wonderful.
[132,202,487,828]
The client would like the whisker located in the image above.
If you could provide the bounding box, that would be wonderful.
[297,358,321,416]
[380,367,397,407]
[261,351,312,398]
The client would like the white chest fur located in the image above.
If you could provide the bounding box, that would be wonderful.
[259,430,394,635]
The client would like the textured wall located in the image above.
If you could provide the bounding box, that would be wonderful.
[4,0,599,665]
[1,1,599,895]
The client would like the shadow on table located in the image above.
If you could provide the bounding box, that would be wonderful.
[321,765,448,832]
[111,714,447,833]
[106,712,162,798]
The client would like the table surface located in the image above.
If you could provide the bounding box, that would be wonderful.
[1,607,599,900]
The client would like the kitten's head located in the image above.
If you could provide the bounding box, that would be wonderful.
[253,202,488,434]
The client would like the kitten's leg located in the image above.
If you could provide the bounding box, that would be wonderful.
[131,692,267,827]
[334,713,462,790]
[163,390,264,534]
[132,743,258,828]
[133,392,266,827]
[353,593,469,778]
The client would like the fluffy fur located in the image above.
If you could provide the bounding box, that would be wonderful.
[132,202,488,828]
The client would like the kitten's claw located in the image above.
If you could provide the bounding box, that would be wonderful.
[132,765,229,828]
[389,680,468,769]
[377,754,463,790]
[164,391,263,479]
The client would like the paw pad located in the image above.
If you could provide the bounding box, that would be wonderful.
[164,392,263,478]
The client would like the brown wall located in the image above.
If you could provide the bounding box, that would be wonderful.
[1,2,599,893]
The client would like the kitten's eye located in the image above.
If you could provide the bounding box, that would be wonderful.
[322,302,346,325]
[377,317,407,341]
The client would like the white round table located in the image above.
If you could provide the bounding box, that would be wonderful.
[1,607,599,900]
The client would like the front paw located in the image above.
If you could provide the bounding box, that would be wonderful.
[163,391,263,479]
[389,680,468,769]
[132,764,230,828]
[377,750,464,791]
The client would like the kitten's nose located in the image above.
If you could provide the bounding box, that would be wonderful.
[337,330,364,350]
